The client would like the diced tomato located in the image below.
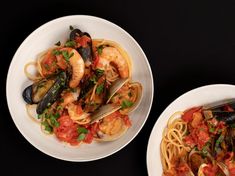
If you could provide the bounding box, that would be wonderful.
[92,53,100,67]
[75,35,91,47]
[184,122,210,150]
[41,50,58,76]
[175,162,191,176]
[83,132,93,144]
[123,115,132,127]
[182,107,202,122]
[225,152,235,176]
[56,55,67,70]
[76,105,83,115]
[202,164,218,176]
[54,115,79,145]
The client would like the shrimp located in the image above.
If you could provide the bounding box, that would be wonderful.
[60,92,77,107]
[68,49,85,88]
[97,47,129,78]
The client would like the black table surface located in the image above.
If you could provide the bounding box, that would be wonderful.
[1,0,235,175]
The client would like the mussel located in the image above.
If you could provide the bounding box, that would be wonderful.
[22,78,55,104]
[202,99,235,124]
[22,71,68,114]
[69,28,93,63]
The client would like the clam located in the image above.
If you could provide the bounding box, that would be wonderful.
[107,78,142,114]
[197,163,229,176]
[94,110,129,142]
[106,78,129,103]
[89,104,121,124]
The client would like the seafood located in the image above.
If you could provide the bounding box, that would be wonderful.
[22,27,143,146]
[95,111,129,141]
[36,71,67,114]
[22,77,55,104]
[68,49,85,88]
[96,47,129,78]
[70,28,93,63]
[203,99,235,124]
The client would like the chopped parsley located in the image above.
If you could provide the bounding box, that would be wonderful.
[95,69,104,77]
[96,83,104,95]
[52,49,62,56]
[62,50,74,62]
[77,133,86,141]
[41,121,53,133]
[89,76,97,84]
[121,100,134,109]
[65,40,76,47]
[77,127,88,134]
[97,45,104,55]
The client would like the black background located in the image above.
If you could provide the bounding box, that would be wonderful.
[1,0,235,175]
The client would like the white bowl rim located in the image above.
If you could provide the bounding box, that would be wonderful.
[6,15,154,161]
[146,83,235,174]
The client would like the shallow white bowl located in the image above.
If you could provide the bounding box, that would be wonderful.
[147,84,235,175]
[6,15,153,161]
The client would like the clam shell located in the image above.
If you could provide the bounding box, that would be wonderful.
[89,104,121,124]
[107,78,129,104]
[120,82,142,114]
[95,116,129,141]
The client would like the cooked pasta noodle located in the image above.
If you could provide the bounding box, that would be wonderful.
[161,112,190,172]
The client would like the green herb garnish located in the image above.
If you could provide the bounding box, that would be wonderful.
[77,127,88,134]
[95,69,104,77]
[52,49,62,56]
[77,133,86,141]
[41,121,53,133]
[90,76,97,84]
[96,83,104,95]
[121,100,134,109]
[97,45,104,55]
[65,40,76,47]
[61,51,74,62]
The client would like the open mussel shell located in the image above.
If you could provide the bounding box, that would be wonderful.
[203,98,235,111]
[107,78,129,104]
[69,28,93,63]
[89,104,121,124]
[36,71,67,114]
[22,78,55,104]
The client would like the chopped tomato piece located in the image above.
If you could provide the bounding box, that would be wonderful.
[54,115,79,145]
[182,107,202,122]
[75,35,91,47]
[123,115,132,127]
[202,164,218,176]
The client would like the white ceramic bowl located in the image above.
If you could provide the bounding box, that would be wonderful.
[147,84,235,175]
[6,15,153,161]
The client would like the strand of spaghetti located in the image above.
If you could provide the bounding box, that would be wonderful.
[24,62,42,81]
